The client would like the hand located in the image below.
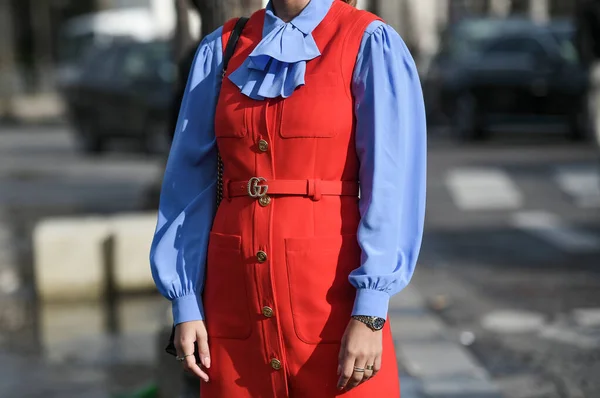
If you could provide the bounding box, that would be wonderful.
[175,320,210,382]
[337,318,382,391]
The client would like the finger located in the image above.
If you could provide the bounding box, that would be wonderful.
[363,360,375,381]
[185,354,209,382]
[197,330,211,369]
[337,352,355,390]
[373,354,382,377]
[178,336,207,381]
[346,357,367,390]
[176,333,195,361]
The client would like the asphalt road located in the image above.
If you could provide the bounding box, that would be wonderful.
[0,125,160,215]
[0,124,599,397]
[417,129,600,398]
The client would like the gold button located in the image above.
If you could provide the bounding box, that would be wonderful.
[257,250,268,263]
[258,195,271,207]
[262,306,274,318]
[270,358,282,370]
[258,139,269,152]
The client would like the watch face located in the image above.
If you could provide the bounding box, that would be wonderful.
[372,317,385,330]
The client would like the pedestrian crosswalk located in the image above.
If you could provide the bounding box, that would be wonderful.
[555,165,600,209]
[445,163,600,212]
[510,211,600,253]
[440,163,600,253]
[446,168,524,211]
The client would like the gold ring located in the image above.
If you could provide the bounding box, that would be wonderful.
[366,365,374,371]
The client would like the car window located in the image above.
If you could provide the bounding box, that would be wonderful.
[81,46,123,82]
[120,47,151,80]
[484,37,551,62]
[550,28,580,64]
[114,42,173,83]
[145,43,175,83]
[440,21,517,61]
[57,32,95,65]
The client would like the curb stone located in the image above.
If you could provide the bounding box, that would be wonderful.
[392,285,503,398]
[32,213,158,302]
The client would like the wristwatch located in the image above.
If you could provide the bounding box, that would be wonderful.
[352,315,385,331]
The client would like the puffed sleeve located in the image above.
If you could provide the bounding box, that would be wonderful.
[350,21,427,319]
[149,27,224,325]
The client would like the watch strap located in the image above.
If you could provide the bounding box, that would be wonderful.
[352,315,385,330]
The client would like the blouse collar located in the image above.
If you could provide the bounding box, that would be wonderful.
[228,0,335,100]
[263,0,333,36]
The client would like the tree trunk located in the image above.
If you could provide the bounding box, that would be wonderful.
[196,0,263,39]
[489,0,512,17]
[529,0,550,23]
[29,0,54,91]
[0,0,17,99]
[173,0,193,62]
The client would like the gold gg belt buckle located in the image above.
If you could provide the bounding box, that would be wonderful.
[247,177,268,198]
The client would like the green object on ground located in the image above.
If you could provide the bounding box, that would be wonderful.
[113,383,158,398]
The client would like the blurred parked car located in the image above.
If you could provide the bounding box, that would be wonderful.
[425,18,589,141]
[55,2,199,88]
[60,40,176,153]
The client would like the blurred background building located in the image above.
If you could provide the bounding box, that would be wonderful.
[0,0,585,131]
[0,0,580,98]
[1,1,175,93]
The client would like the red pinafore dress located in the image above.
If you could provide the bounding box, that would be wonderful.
[201,3,400,397]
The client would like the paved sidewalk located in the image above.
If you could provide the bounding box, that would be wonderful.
[0,286,503,398]
[156,283,504,398]
[391,285,503,398]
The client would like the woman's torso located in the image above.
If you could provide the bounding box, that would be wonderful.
[202,3,380,344]
[211,3,381,243]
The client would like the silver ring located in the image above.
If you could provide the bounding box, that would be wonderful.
[353,366,365,373]
[176,353,194,362]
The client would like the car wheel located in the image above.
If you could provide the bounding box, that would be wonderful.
[454,93,486,141]
[76,120,105,154]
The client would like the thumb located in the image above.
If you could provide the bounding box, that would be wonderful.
[197,329,211,369]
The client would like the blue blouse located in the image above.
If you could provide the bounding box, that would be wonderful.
[150,0,427,326]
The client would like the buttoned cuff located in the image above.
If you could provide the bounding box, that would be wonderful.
[172,294,205,325]
[351,289,390,319]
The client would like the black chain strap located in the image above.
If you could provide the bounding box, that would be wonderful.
[215,16,248,208]
[216,153,224,206]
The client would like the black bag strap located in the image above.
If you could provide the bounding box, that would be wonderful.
[215,16,248,207]
[221,17,249,79]
[165,16,249,359]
